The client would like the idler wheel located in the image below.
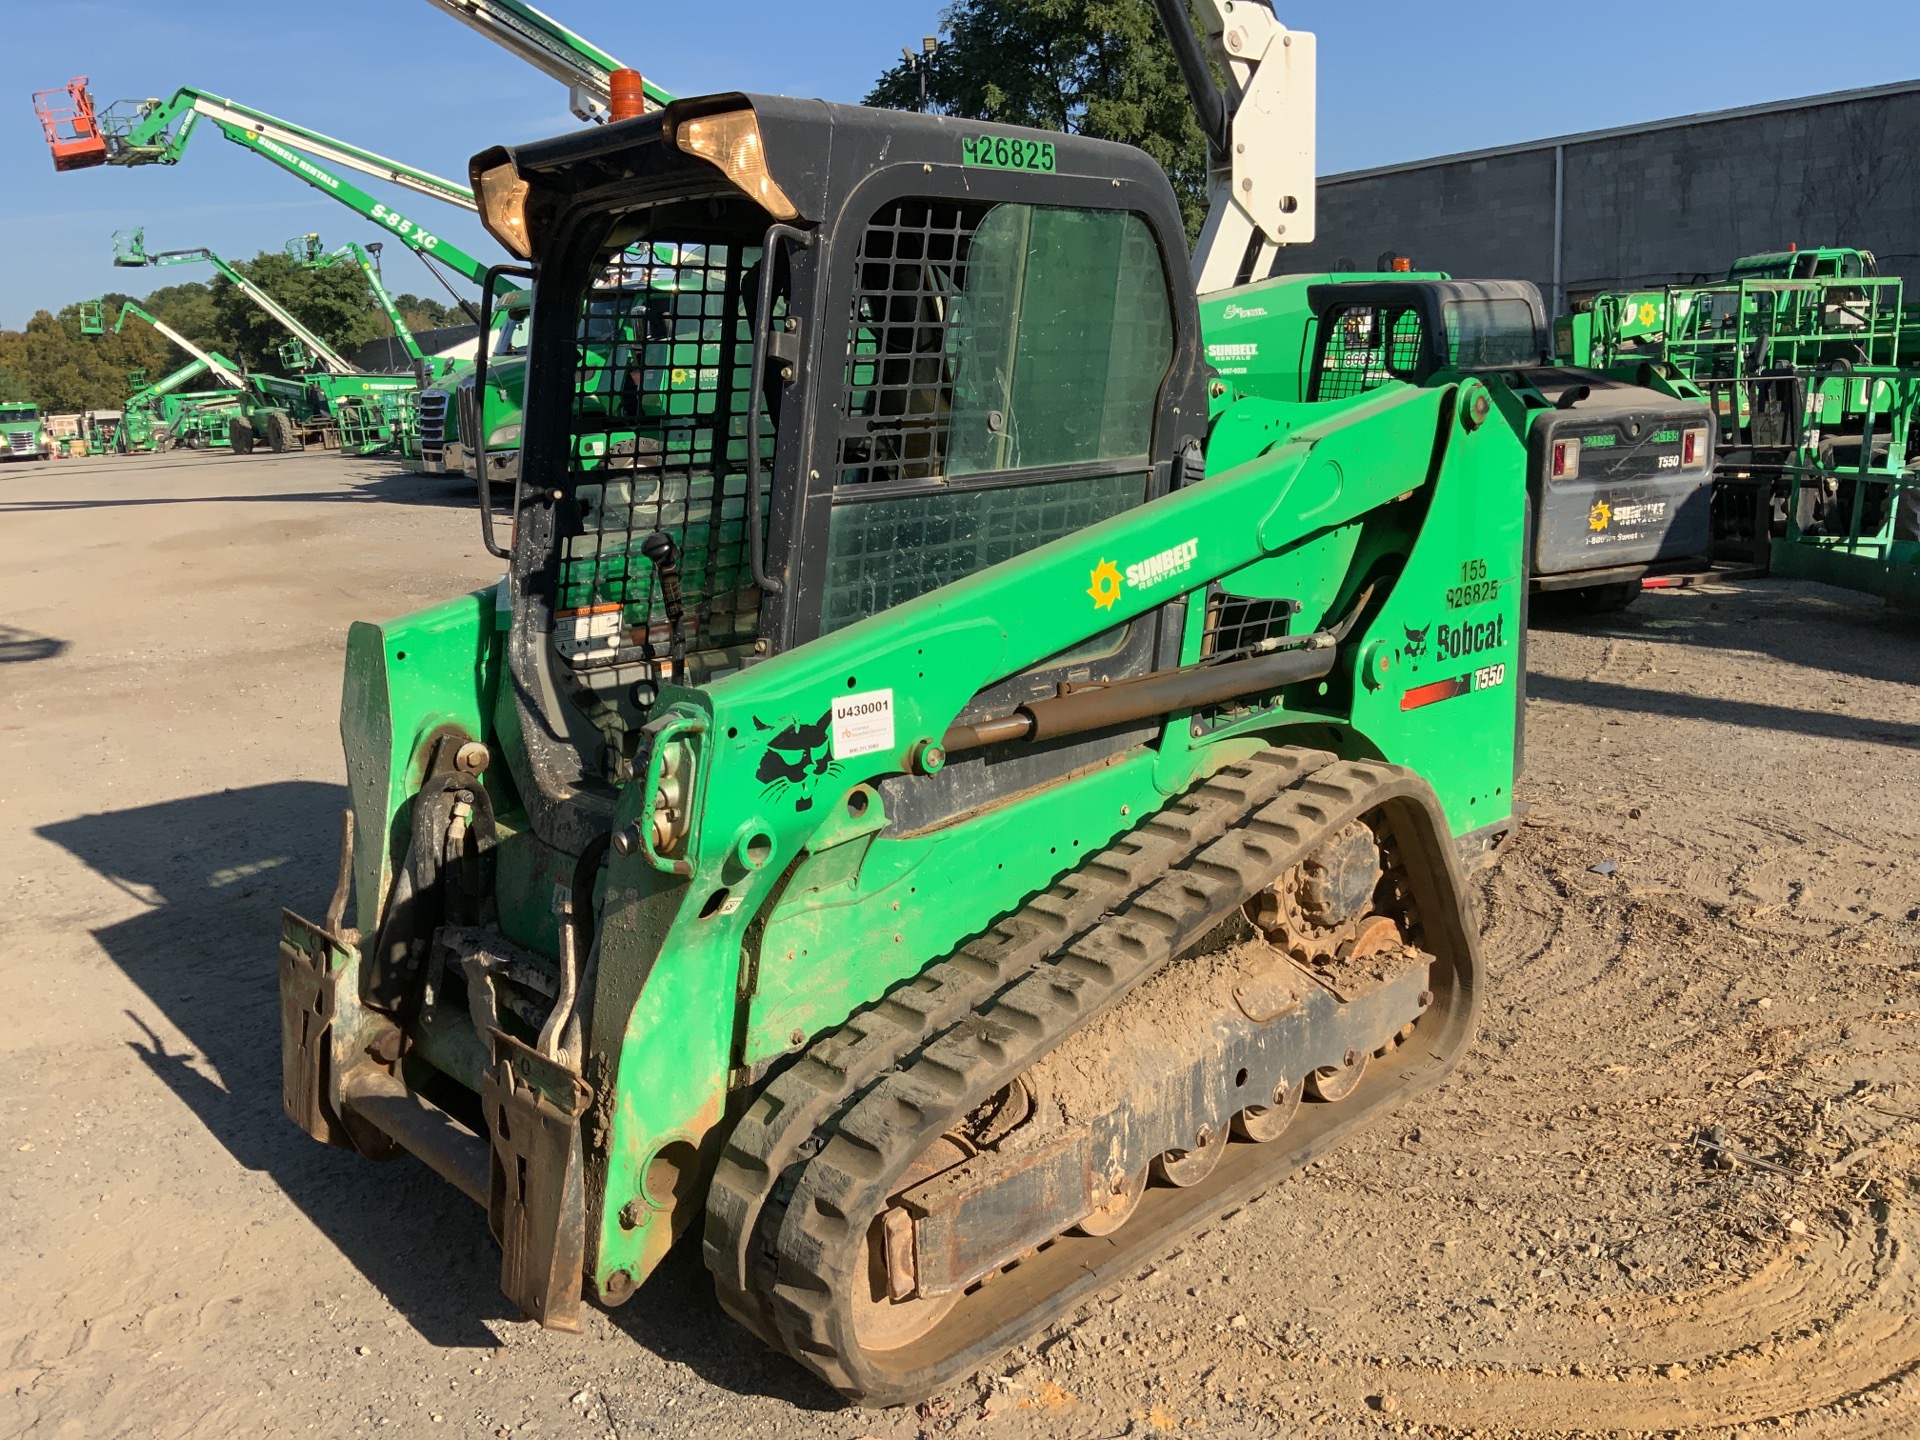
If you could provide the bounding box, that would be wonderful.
[1232,1076,1303,1143]
[849,1136,969,1352]
[1152,1122,1226,1188]
[1307,1048,1370,1103]
[1073,1166,1149,1237]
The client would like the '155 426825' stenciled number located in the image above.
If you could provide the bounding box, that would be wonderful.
[961,135,1057,173]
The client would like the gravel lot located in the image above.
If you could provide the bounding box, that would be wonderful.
[4,451,1918,1439]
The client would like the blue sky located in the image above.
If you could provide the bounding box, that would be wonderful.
[9,0,1920,327]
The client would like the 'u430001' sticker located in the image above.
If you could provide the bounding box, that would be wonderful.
[1401,663,1508,712]
[831,689,895,760]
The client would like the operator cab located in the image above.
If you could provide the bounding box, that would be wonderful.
[474,95,1208,825]
[1299,280,1712,588]
[1302,280,1546,398]
[1726,247,1876,282]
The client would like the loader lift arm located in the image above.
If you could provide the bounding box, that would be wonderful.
[421,0,672,121]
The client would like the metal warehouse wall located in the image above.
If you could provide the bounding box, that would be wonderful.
[1285,81,1920,316]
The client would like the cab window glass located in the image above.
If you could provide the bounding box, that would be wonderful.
[825,199,1174,631]
[837,200,1172,486]
[554,240,770,668]
[1443,299,1541,368]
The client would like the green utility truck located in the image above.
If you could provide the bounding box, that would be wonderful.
[0,402,52,461]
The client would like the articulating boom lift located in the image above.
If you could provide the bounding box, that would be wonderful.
[37,79,526,475]
[112,228,420,455]
[115,227,357,375]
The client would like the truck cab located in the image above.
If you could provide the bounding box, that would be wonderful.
[0,403,51,462]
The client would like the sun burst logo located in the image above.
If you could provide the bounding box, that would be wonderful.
[1086,558,1123,610]
[1588,499,1612,533]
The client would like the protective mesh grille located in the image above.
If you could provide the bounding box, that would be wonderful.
[557,242,767,665]
[1200,585,1295,658]
[1313,305,1427,400]
[836,198,991,486]
[822,474,1142,634]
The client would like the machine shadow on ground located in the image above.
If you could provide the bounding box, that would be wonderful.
[35,781,845,1407]
[38,782,514,1351]
[1530,579,1920,686]
[0,465,475,515]
[0,624,69,662]
[1528,673,1920,749]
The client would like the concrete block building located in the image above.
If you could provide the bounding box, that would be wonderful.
[1287,80,1920,317]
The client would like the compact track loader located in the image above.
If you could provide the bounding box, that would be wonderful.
[282,1,1538,1404]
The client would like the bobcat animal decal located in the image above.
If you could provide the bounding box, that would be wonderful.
[1402,623,1431,659]
[754,711,838,812]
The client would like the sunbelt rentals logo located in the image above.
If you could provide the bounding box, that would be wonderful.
[1088,538,1200,610]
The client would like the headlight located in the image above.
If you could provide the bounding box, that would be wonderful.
[477,161,532,259]
[674,108,798,221]
[488,423,522,449]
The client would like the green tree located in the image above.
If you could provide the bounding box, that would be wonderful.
[393,293,467,333]
[208,250,388,374]
[866,0,1211,238]
[141,280,221,351]
[0,367,32,403]
[0,304,175,412]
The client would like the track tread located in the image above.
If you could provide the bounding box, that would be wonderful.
[701,747,1335,1340]
[759,758,1462,1402]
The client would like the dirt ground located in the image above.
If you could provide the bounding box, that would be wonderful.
[4,451,1919,1440]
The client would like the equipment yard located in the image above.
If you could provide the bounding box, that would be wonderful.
[5,452,1917,1440]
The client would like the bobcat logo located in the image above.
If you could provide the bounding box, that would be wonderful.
[754,711,838,812]
[1403,623,1431,659]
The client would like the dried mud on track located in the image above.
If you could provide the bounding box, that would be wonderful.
[4,454,1920,1440]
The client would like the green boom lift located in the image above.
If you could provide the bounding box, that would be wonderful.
[104,300,250,451]
[36,78,525,477]
[108,299,252,448]
[112,227,420,456]
[286,233,458,382]
[119,357,214,451]
[1561,245,1920,599]
[274,0,1558,1405]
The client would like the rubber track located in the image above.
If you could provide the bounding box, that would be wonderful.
[702,746,1337,1342]
[763,758,1452,1402]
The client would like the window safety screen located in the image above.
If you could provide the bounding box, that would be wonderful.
[1200,585,1295,658]
[825,199,1173,631]
[1443,298,1541,368]
[837,200,1172,485]
[1314,304,1427,400]
[556,240,771,669]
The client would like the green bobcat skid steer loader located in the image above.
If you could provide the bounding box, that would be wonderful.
[281,1,1533,1406]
